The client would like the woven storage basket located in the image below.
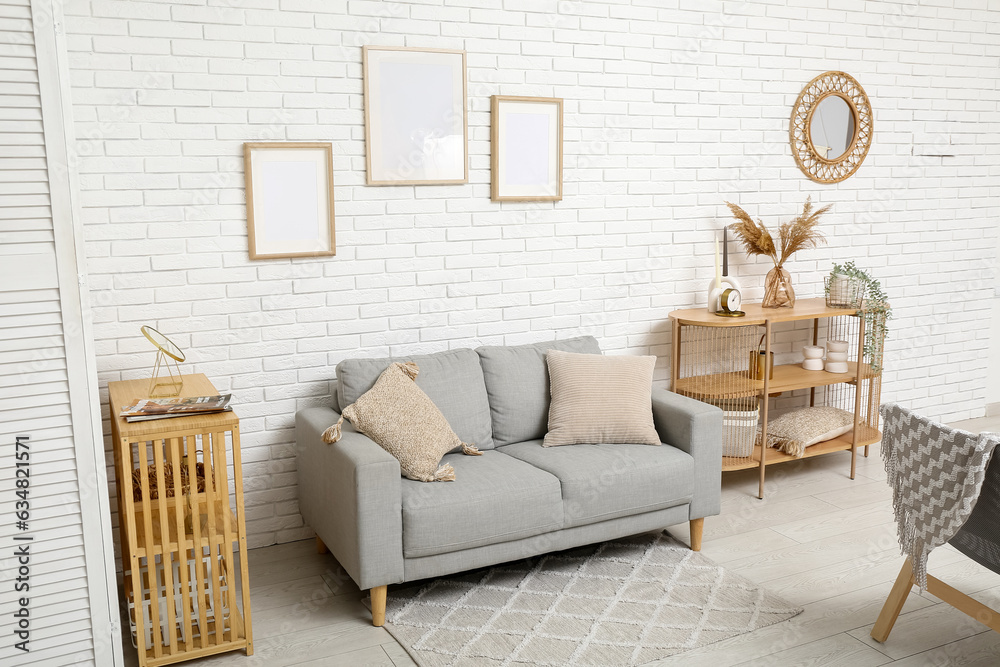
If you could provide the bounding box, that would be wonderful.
[132,460,211,501]
[721,408,759,458]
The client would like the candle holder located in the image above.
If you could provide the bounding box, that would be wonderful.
[708,226,744,316]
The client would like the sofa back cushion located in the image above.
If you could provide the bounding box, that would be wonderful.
[476,336,602,447]
[336,348,494,450]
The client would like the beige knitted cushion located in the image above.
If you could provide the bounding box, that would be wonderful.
[543,349,660,447]
[758,406,854,457]
[322,361,480,482]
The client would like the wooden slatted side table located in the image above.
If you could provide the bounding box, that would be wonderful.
[109,374,253,666]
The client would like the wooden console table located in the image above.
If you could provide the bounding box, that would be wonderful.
[669,298,885,499]
[108,374,253,666]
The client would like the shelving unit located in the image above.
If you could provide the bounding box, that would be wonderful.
[108,374,253,666]
[669,298,885,498]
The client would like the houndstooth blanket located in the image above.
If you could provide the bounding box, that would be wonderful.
[880,403,1000,589]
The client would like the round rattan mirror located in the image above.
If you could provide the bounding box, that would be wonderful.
[790,71,872,184]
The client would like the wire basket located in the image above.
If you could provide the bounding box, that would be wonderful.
[126,550,231,649]
[825,274,866,308]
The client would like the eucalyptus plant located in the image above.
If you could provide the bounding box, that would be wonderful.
[826,261,891,372]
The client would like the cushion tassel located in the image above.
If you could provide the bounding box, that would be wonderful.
[776,439,805,458]
[461,442,483,456]
[400,361,419,381]
[322,414,345,444]
[433,463,456,482]
[758,431,805,458]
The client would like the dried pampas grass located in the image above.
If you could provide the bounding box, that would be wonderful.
[726,202,776,259]
[726,197,829,268]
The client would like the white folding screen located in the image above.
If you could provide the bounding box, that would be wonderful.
[0,0,120,664]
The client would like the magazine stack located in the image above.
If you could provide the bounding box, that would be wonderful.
[119,394,233,423]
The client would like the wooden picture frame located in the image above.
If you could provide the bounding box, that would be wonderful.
[363,46,468,186]
[244,142,336,260]
[491,95,563,202]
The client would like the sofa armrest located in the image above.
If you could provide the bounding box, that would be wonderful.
[651,389,722,520]
[296,407,404,590]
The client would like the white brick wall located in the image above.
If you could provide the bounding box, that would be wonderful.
[64,0,1000,549]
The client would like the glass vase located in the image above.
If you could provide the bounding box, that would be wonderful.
[763,266,795,308]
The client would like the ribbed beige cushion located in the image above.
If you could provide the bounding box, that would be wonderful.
[543,349,660,447]
[322,361,480,482]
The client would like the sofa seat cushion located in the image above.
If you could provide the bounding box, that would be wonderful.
[336,347,494,450]
[476,336,602,448]
[400,450,564,558]
[498,440,694,528]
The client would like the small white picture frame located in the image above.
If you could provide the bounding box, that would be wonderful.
[244,142,336,260]
[491,95,563,202]
[363,46,468,186]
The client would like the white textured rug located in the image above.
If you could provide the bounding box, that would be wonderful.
[380,531,802,666]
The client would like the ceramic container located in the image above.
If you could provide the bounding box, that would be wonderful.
[802,358,824,371]
[826,351,848,363]
[802,345,825,359]
[825,361,849,373]
[827,340,849,353]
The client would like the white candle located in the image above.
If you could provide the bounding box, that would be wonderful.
[714,236,722,290]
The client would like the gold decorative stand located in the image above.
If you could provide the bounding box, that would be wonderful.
[109,374,253,666]
[669,298,885,499]
[141,325,186,398]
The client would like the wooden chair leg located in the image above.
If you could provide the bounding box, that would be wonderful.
[927,574,1000,634]
[316,536,328,554]
[689,518,704,552]
[871,559,914,642]
[371,585,387,627]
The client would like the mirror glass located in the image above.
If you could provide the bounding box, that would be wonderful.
[809,95,855,160]
[141,325,186,362]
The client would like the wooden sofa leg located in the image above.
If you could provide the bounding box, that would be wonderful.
[371,585,387,627]
[690,518,704,551]
[316,536,328,554]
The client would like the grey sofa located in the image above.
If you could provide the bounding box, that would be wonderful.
[296,336,722,626]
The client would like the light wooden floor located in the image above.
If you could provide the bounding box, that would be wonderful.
[122,414,1000,667]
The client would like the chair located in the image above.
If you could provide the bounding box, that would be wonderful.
[872,403,1000,642]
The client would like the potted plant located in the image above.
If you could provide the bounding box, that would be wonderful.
[826,261,891,371]
[725,197,830,308]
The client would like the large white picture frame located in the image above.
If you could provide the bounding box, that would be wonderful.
[244,142,336,260]
[363,46,468,186]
